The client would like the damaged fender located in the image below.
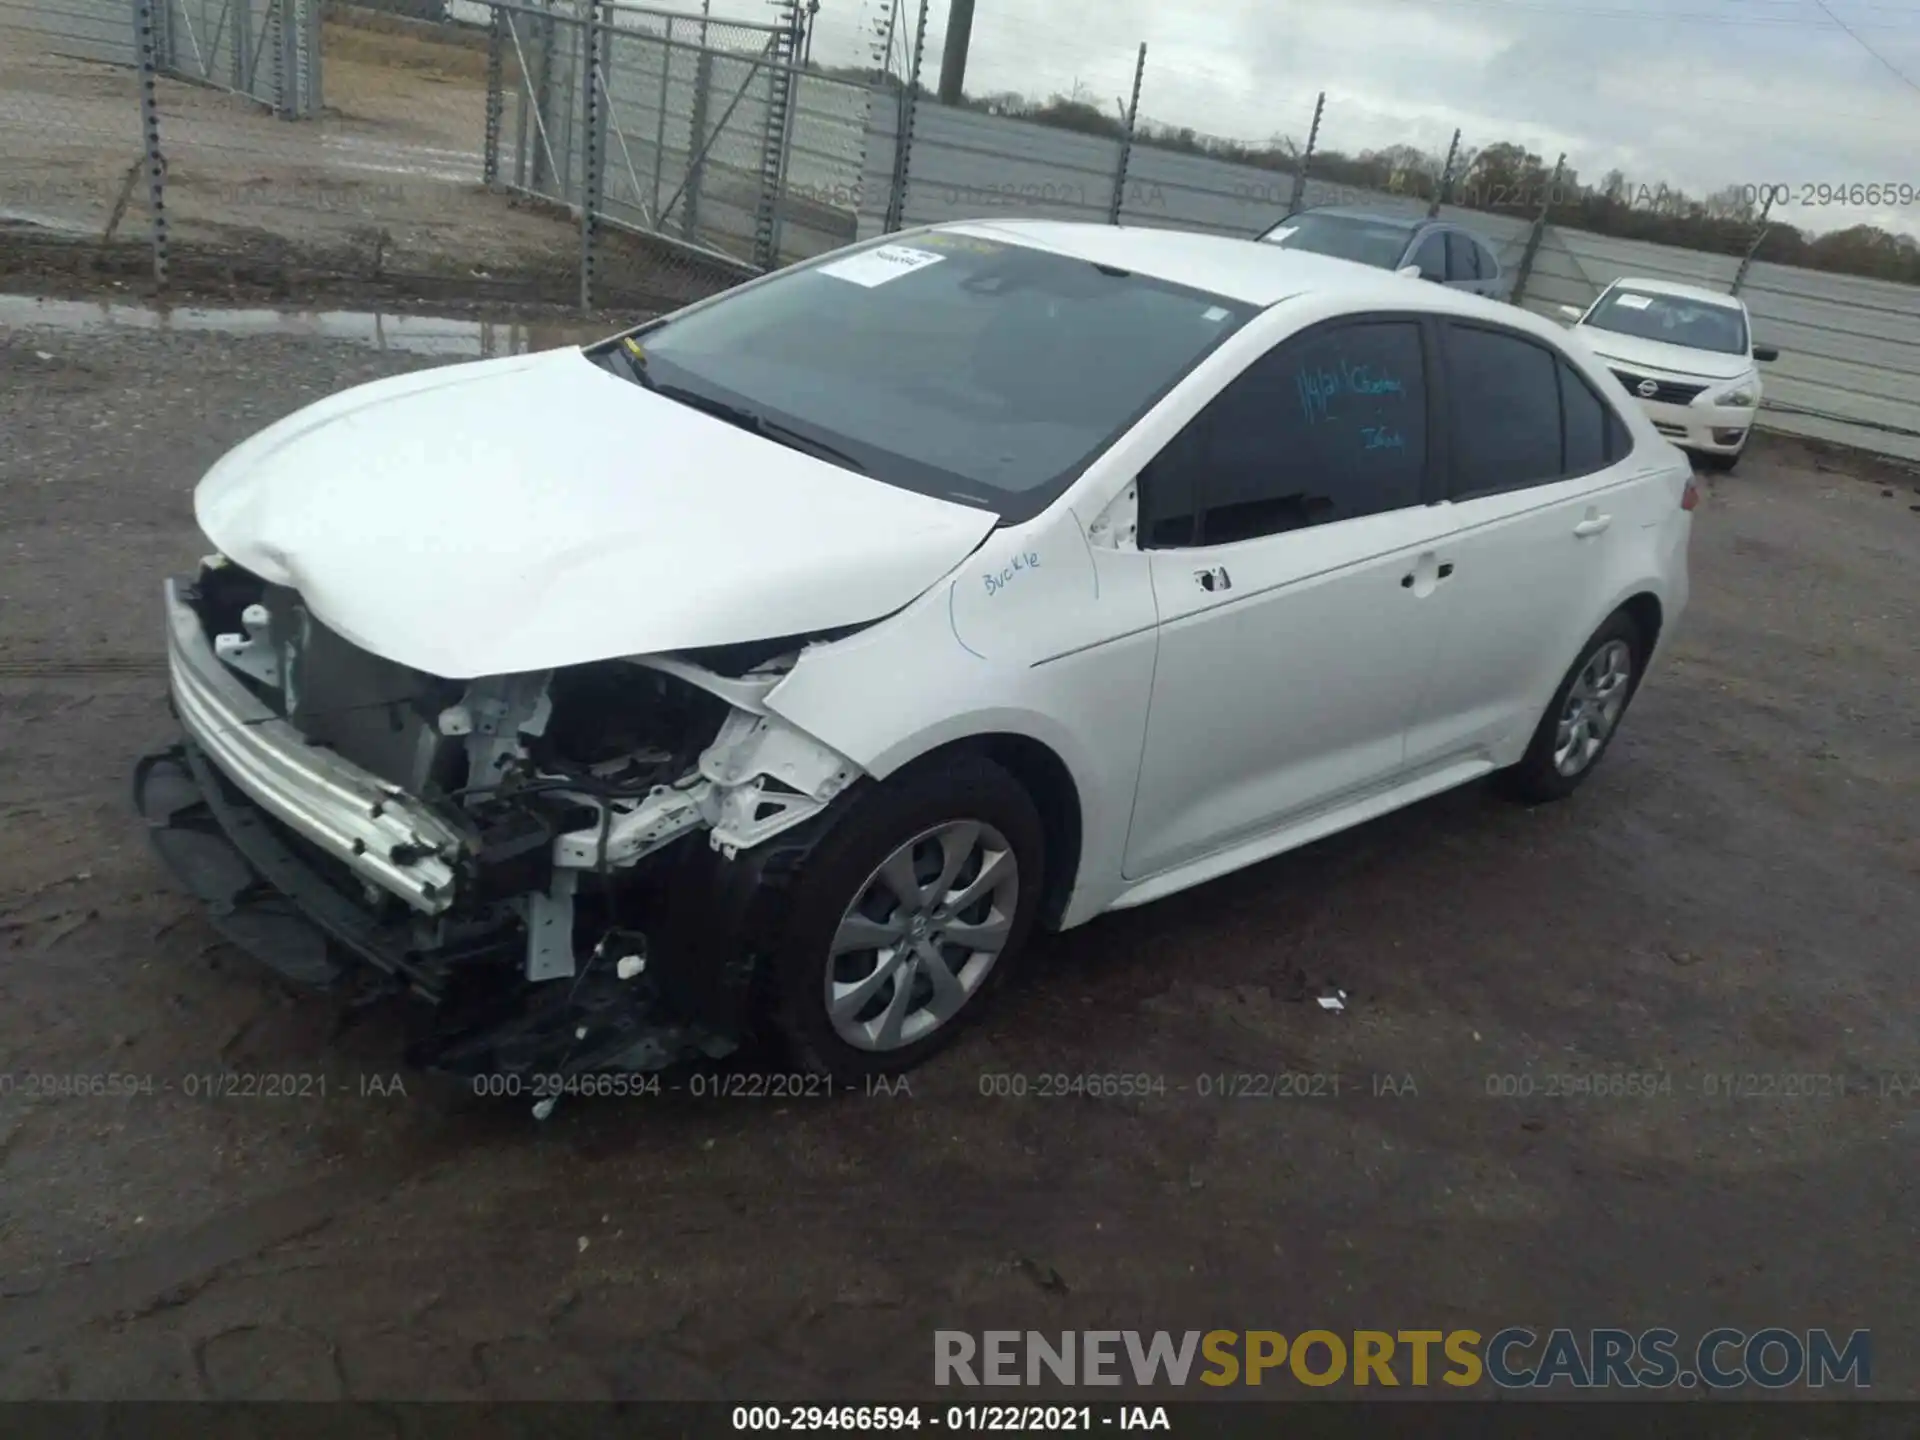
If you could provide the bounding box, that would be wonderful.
[550,665,865,873]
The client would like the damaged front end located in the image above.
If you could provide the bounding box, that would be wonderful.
[134,556,863,1077]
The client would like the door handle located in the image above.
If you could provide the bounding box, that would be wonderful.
[1195,566,1232,593]
[1573,513,1613,538]
[1401,555,1454,590]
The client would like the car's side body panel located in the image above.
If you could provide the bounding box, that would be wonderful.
[770,272,1691,933]
[759,507,1160,932]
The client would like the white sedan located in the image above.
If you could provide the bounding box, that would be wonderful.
[135,221,1695,1085]
[1560,278,1779,472]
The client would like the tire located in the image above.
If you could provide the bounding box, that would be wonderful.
[760,753,1047,1083]
[1695,448,1742,473]
[1497,610,1646,805]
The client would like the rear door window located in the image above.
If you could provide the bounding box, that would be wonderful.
[1445,232,1481,283]
[1442,322,1563,499]
[1409,232,1447,282]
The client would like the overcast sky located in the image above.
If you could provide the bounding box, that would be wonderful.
[803,0,1920,238]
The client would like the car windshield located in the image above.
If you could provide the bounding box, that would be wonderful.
[608,233,1257,519]
[1261,213,1417,269]
[1583,288,1749,355]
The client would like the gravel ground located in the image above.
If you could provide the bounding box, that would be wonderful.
[0,306,1917,1402]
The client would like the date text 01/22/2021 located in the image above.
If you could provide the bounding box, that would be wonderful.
[731,1405,1170,1432]
[0,1071,408,1100]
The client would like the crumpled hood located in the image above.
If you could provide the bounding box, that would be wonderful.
[195,347,999,678]
[1569,326,1756,384]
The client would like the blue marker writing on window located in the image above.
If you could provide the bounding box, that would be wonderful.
[1297,358,1406,424]
[1361,426,1406,451]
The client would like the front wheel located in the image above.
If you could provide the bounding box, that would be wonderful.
[762,754,1047,1083]
[1497,611,1645,805]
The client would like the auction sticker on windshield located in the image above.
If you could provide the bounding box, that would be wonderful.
[817,244,947,287]
[1615,294,1653,309]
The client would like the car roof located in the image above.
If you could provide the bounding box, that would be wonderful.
[1293,204,1432,228]
[1604,276,1748,310]
[930,219,1558,339]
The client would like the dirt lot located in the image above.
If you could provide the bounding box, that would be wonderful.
[0,16,738,312]
[0,304,1918,1404]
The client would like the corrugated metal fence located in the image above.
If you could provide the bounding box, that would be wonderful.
[857,97,1920,465]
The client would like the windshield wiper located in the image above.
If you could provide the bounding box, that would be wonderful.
[657,383,869,475]
[605,339,868,475]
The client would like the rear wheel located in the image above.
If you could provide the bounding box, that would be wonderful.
[762,754,1046,1082]
[1497,611,1645,805]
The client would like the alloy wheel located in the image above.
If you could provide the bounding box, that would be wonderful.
[1553,638,1634,777]
[825,820,1020,1052]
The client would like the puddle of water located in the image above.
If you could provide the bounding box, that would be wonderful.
[0,207,98,238]
[0,294,608,358]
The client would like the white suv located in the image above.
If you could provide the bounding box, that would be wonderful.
[135,222,1695,1085]
[1561,278,1779,472]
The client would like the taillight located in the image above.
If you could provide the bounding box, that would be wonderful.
[1681,476,1700,511]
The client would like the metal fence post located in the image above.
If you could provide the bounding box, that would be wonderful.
[680,45,712,240]
[1731,188,1777,296]
[306,0,323,113]
[1430,128,1461,218]
[232,0,251,93]
[1107,41,1145,225]
[132,0,171,288]
[1285,91,1324,216]
[1509,152,1566,308]
[882,0,928,233]
[269,0,289,118]
[484,4,505,187]
[650,16,672,221]
[579,0,605,309]
[752,0,803,269]
[528,0,557,193]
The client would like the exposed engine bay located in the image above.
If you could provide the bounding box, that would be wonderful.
[134,555,867,1080]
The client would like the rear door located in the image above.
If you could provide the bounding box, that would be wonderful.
[1402,320,1641,770]
[1472,236,1506,299]
[1444,231,1506,299]
[1407,230,1448,283]
[1444,231,1481,292]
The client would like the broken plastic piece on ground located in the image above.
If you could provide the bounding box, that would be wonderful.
[1316,990,1348,1013]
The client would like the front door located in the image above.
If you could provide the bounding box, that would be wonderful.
[1123,316,1457,881]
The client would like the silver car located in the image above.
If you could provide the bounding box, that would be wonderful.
[1258,206,1508,299]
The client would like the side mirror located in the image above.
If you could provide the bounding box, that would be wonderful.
[1396,265,1423,279]
[1559,304,1584,322]
[1753,345,1780,363]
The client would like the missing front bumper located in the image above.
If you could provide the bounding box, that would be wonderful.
[162,575,464,915]
[133,737,751,1075]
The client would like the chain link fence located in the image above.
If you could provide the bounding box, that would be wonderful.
[1,0,152,248]
[1,0,869,309]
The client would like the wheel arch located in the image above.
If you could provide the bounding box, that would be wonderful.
[870,731,1086,932]
[1615,590,1665,663]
